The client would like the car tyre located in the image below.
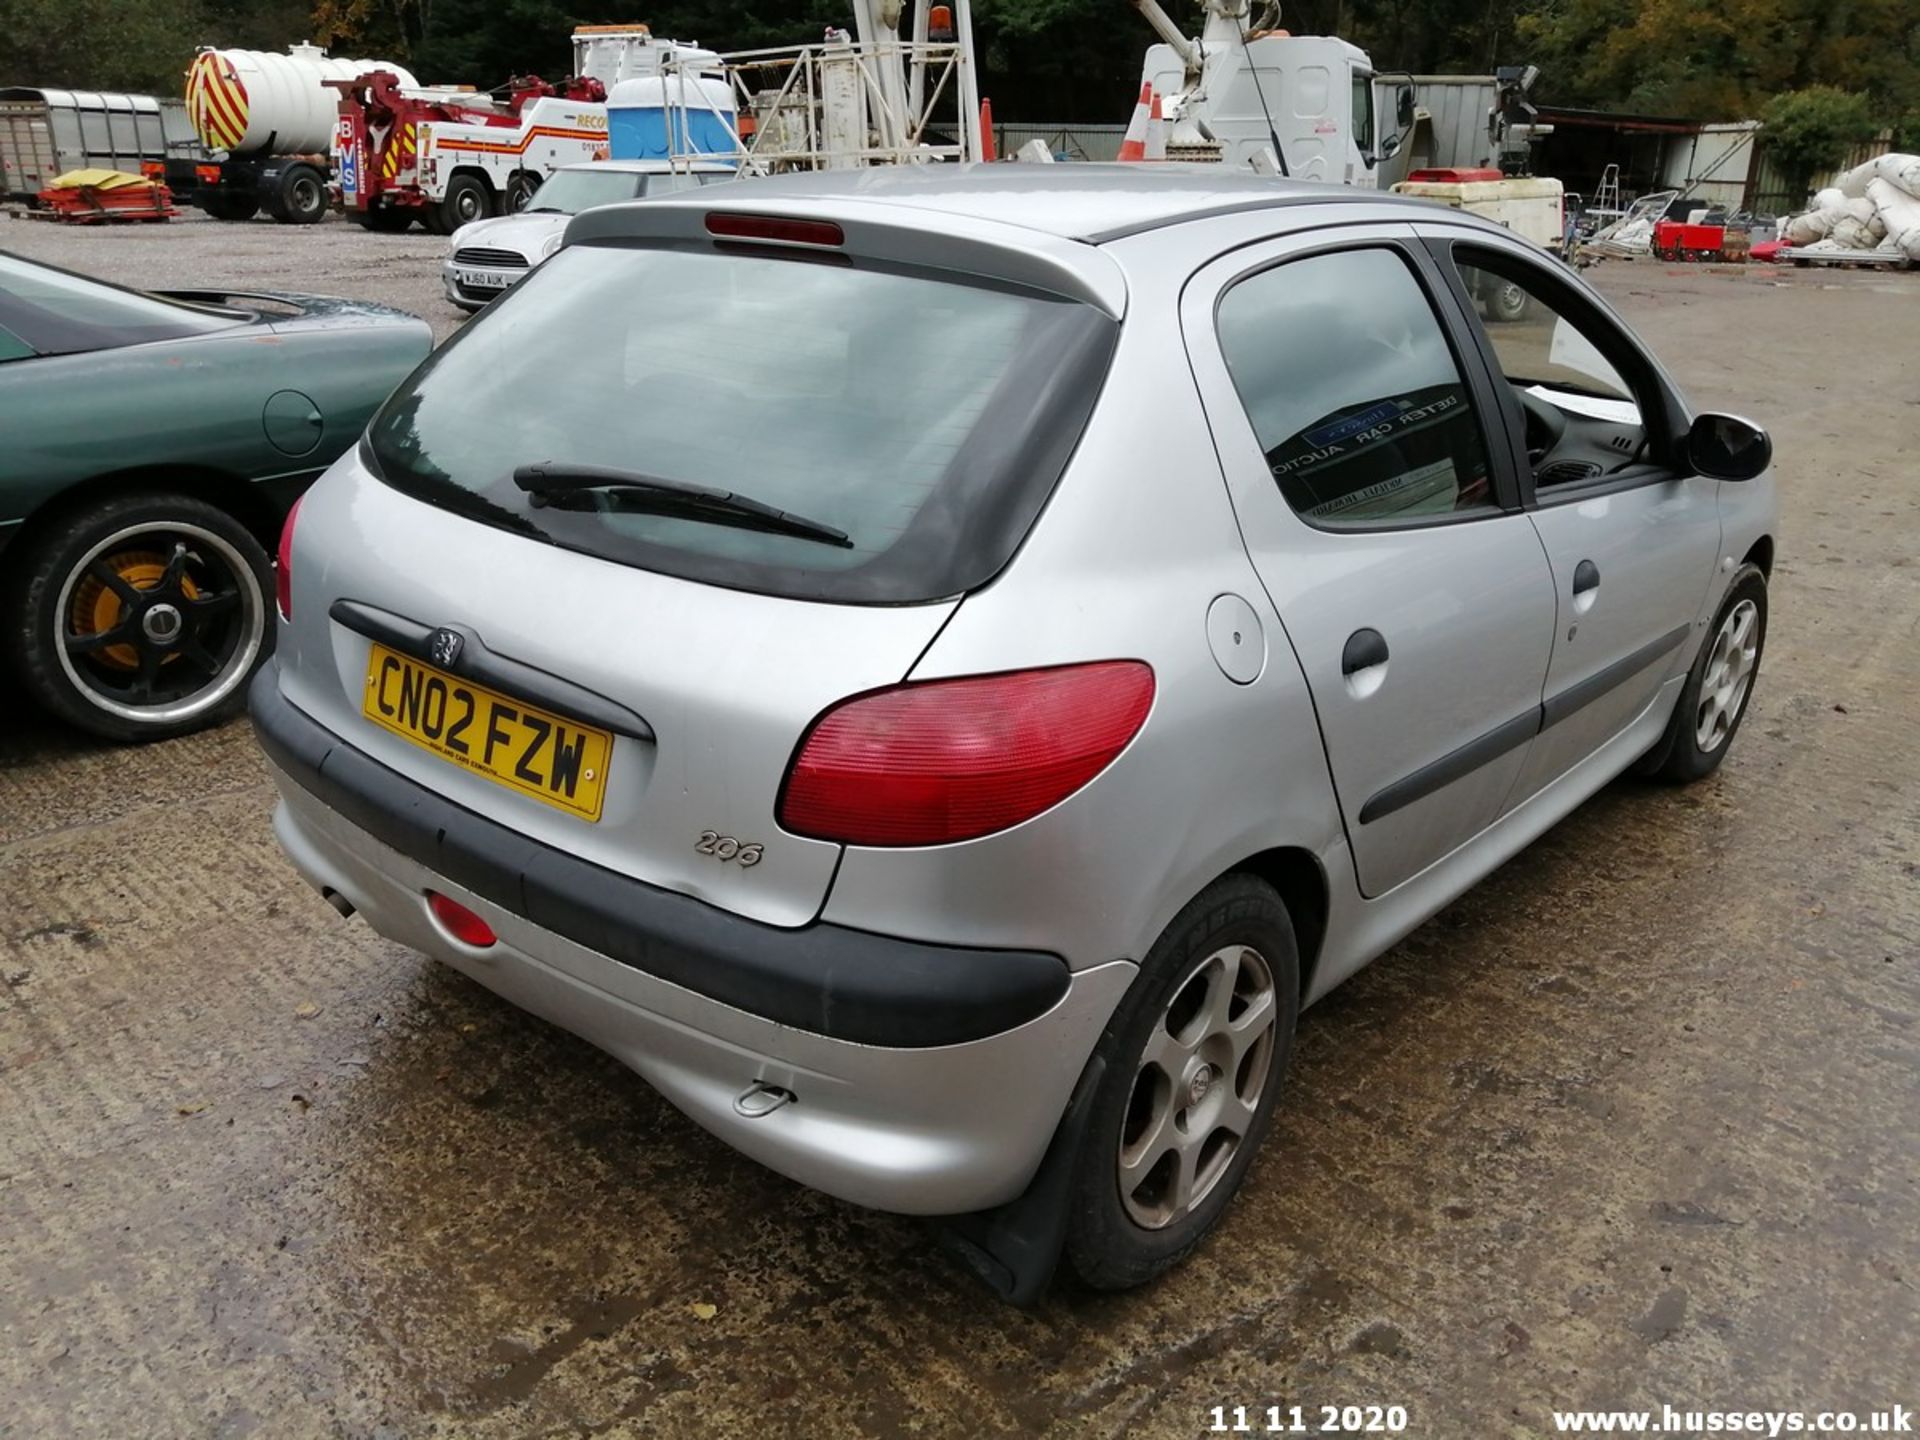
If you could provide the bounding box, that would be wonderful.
[272,164,327,225]
[4,492,275,743]
[504,171,540,212]
[1065,874,1299,1290]
[1640,563,1767,783]
[437,174,493,234]
[1480,274,1531,324]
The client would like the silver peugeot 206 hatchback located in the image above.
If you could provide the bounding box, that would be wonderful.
[255,166,1776,1298]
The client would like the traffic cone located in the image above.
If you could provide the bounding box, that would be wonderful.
[979,97,996,162]
[1116,82,1152,162]
[1144,90,1168,161]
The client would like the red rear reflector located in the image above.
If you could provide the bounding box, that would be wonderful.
[428,892,497,948]
[275,495,302,621]
[195,164,222,184]
[779,662,1155,847]
[705,212,845,247]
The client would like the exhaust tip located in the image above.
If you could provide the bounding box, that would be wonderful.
[320,887,357,919]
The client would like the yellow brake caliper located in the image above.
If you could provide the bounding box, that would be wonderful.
[69,551,201,670]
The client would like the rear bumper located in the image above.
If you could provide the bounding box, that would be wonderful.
[251,663,1133,1212]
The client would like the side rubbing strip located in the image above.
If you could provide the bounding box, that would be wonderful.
[1357,708,1541,825]
[1358,623,1695,826]
[1540,624,1692,730]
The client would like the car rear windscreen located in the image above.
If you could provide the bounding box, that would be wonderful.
[365,242,1117,603]
[0,253,247,355]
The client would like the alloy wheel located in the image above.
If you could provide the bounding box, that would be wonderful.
[54,522,265,728]
[1117,944,1280,1229]
[1694,598,1759,752]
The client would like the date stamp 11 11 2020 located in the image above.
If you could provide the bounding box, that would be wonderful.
[1207,1405,1412,1435]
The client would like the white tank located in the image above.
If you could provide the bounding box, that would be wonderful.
[185,42,416,156]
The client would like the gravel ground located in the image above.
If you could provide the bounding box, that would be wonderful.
[1,218,1917,1438]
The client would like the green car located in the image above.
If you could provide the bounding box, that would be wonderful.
[1,251,431,740]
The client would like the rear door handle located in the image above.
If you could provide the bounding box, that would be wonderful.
[1342,628,1389,675]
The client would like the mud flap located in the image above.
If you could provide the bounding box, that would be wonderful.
[936,1054,1105,1306]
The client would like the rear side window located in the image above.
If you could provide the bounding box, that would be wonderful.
[1215,247,1496,526]
[367,243,1116,603]
[0,252,244,355]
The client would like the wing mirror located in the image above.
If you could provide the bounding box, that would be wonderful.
[1686,412,1772,481]
[1396,83,1416,131]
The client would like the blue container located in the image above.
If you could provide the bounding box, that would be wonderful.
[608,99,738,163]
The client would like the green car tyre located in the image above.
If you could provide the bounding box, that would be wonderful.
[6,490,273,741]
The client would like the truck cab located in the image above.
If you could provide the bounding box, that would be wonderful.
[1140,32,1409,185]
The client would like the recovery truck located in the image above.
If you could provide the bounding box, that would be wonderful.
[331,28,706,233]
[330,69,610,232]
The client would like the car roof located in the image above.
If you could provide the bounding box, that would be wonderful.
[688,163,1434,243]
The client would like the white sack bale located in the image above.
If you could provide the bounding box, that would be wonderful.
[1833,158,1876,198]
[1866,174,1920,258]
[1868,152,1920,197]
[1813,186,1847,209]
[1784,207,1838,244]
[1830,214,1876,248]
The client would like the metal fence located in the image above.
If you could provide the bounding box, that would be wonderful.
[1747,129,1894,215]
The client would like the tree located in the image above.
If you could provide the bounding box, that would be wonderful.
[1760,85,1878,199]
[0,0,205,92]
[1517,0,1920,121]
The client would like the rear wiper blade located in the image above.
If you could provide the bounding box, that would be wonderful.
[512,463,854,549]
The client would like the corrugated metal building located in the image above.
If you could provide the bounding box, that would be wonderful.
[1657,122,1762,214]
[1748,129,1893,214]
[1380,76,1498,187]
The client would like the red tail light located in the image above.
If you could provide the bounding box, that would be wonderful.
[275,495,303,621]
[778,662,1155,847]
[428,892,497,948]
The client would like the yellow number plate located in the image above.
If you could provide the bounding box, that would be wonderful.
[361,643,612,821]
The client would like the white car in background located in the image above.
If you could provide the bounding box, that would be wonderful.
[441,159,738,312]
